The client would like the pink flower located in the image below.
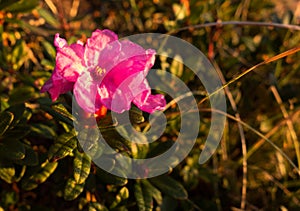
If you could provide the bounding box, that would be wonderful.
[41,29,166,113]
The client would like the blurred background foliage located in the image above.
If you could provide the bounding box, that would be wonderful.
[1,0,300,210]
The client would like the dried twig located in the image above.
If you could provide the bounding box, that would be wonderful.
[168,21,300,35]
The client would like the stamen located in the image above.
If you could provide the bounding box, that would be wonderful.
[91,66,106,80]
[96,66,105,75]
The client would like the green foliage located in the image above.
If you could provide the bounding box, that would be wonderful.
[73,149,91,184]
[150,175,188,200]
[4,0,38,13]
[0,111,13,137]
[0,0,300,210]
[47,130,77,162]
[64,178,85,201]
[21,160,58,190]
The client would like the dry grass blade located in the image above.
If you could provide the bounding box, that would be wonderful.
[198,46,300,106]
[270,85,300,168]
[199,108,300,176]
[211,60,248,210]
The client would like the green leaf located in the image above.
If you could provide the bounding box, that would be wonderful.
[0,0,21,10]
[0,190,18,209]
[0,139,25,160]
[48,131,77,162]
[149,175,188,200]
[18,19,49,37]
[73,150,91,184]
[134,181,155,211]
[160,196,178,211]
[0,162,15,183]
[14,144,39,166]
[142,184,153,211]
[170,54,184,77]
[147,140,174,158]
[37,8,60,29]
[51,103,74,122]
[129,107,145,124]
[88,202,109,211]
[75,127,103,159]
[40,104,74,126]
[64,178,85,201]
[41,59,55,70]
[5,103,29,127]
[30,123,56,139]
[5,0,39,13]
[0,111,14,137]
[134,182,146,211]
[142,179,162,205]
[3,125,31,140]
[13,165,26,182]
[110,187,129,209]
[0,96,10,112]
[100,127,132,154]
[9,40,29,71]
[21,160,58,190]
[9,86,36,105]
[95,167,127,186]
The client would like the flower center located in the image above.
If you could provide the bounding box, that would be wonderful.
[91,66,106,81]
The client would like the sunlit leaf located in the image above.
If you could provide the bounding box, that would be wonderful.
[129,107,145,124]
[51,103,74,121]
[41,59,55,70]
[13,165,26,182]
[88,202,109,211]
[73,150,91,184]
[30,123,56,139]
[64,178,85,201]
[76,127,103,158]
[40,39,55,63]
[100,127,132,154]
[40,103,74,126]
[170,54,183,77]
[110,187,129,209]
[21,160,58,190]
[0,162,15,183]
[37,8,60,29]
[48,131,77,162]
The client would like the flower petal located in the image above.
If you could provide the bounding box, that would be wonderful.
[102,42,155,92]
[104,72,145,113]
[134,93,166,113]
[96,41,157,113]
[85,29,118,68]
[132,80,166,113]
[41,68,74,101]
[97,40,121,72]
[73,72,103,113]
[54,33,85,81]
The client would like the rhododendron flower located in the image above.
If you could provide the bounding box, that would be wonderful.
[41,29,166,113]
